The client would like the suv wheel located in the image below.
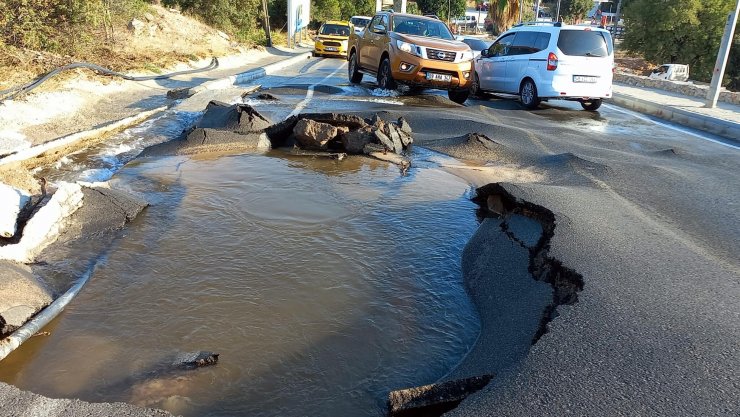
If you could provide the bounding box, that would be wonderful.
[519,79,541,109]
[580,99,602,111]
[377,57,397,90]
[471,73,483,97]
[348,52,363,83]
[448,89,470,104]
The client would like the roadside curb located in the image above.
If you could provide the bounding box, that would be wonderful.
[609,93,740,142]
[0,106,168,167]
[186,51,313,96]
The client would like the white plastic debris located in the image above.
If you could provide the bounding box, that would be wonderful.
[0,183,31,238]
[0,182,84,263]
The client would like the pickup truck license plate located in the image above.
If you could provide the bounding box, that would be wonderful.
[325,47,338,52]
[426,73,452,82]
[573,75,598,83]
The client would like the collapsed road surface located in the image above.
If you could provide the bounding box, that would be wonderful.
[0,55,738,417]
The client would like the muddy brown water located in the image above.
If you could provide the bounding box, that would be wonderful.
[0,149,481,417]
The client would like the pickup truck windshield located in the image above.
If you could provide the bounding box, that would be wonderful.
[320,24,350,36]
[392,16,454,40]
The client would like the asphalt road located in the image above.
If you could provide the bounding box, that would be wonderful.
[239,56,740,416]
[3,55,739,416]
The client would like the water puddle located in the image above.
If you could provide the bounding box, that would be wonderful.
[1,149,481,417]
[38,109,202,184]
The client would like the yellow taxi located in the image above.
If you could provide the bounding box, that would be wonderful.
[314,20,352,58]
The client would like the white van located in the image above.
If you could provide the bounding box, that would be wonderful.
[451,15,477,28]
[349,16,372,35]
[472,22,614,110]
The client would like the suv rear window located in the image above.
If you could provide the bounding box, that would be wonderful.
[557,30,612,57]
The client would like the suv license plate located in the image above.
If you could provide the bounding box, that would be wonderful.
[325,47,338,52]
[573,75,598,83]
[426,73,452,82]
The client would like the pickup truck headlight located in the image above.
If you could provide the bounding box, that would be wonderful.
[396,40,421,57]
[460,50,474,61]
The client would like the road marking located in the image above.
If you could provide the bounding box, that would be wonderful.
[287,62,347,119]
[603,103,739,150]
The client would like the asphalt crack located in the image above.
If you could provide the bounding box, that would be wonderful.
[473,183,584,345]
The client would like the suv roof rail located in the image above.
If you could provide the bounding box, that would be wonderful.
[513,21,562,27]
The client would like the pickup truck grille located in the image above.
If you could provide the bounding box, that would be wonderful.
[426,48,456,62]
[322,41,341,46]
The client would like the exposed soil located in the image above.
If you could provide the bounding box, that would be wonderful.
[0,5,246,92]
[615,50,656,76]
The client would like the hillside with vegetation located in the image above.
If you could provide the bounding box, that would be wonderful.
[0,0,274,87]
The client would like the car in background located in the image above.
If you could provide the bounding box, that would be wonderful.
[649,64,689,82]
[348,11,475,103]
[472,22,614,110]
[451,15,477,29]
[457,36,493,58]
[314,20,353,58]
[476,2,489,11]
[350,16,372,35]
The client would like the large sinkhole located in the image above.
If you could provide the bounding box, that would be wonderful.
[0,150,484,417]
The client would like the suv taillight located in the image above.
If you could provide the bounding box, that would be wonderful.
[547,52,558,71]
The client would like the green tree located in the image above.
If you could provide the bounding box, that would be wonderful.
[337,0,374,20]
[622,0,737,83]
[312,0,341,23]
[728,24,739,90]
[163,0,262,41]
[415,0,466,21]
[406,1,422,15]
[559,0,591,23]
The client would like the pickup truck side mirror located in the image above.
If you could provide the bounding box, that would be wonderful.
[372,25,386,34]
[481,49,489,58]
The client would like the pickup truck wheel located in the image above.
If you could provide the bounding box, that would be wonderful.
[580,99,602,111]
[348,52,363,83]
[378,57,397,90]
[519,79,541,109]
[448,89,470,104]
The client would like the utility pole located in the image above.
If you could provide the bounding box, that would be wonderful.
[535,0,540,21]
[706,0,739,108]
[556,0,561,22]
[261,0,272,47]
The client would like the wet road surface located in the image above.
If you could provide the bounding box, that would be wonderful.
[3,55,739,417]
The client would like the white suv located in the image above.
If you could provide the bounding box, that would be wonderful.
[471,22,614,110]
